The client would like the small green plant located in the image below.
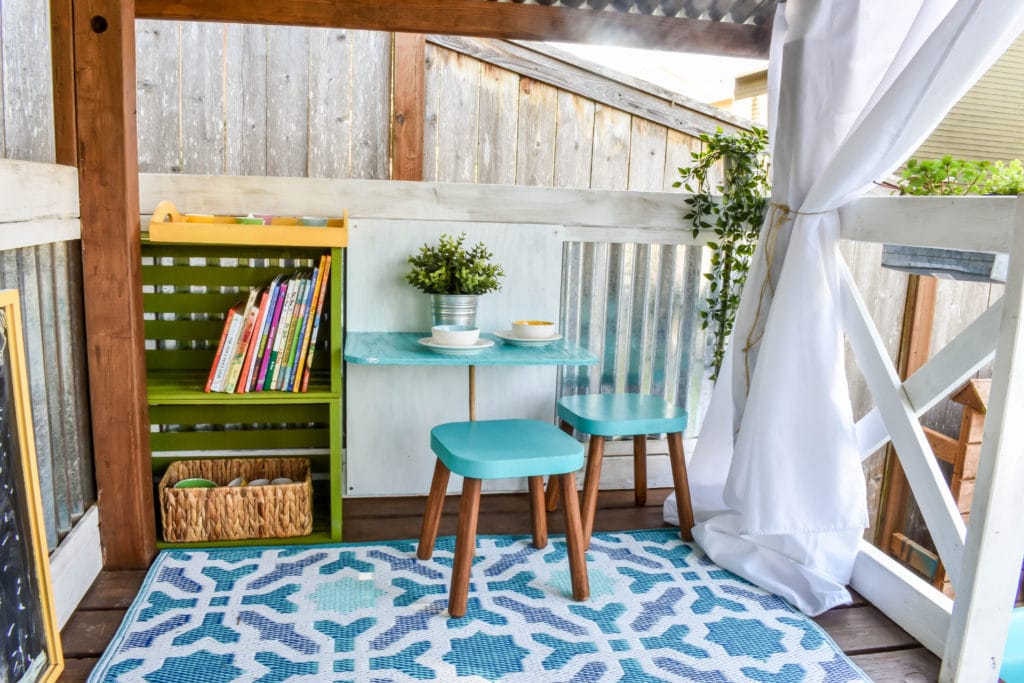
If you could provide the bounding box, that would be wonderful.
[405,232,505,295]
[897,156,991,196]
[674,126,770,380]
[981,159,1024,195]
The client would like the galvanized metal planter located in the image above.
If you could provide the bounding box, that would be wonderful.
[880,244,1008,283]
[430,293,479,326]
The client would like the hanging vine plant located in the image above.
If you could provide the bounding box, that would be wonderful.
[674,127,770,380]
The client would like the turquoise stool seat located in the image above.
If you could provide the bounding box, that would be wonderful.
[1003,608,1024,681]
[546,393,694,548]
[418,419,590,618]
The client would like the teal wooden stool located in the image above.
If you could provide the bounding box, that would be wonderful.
[417,419,590,618]
[545,393,694,547]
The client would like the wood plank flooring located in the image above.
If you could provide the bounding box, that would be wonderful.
[60,489,940,681]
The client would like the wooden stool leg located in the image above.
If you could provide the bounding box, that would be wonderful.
[418,459,451,560]
[633,435,647,506]
[528,475,548,549]
[559,471,589,602]
[667,431,694,542]
[580,436,605,549]
[449,477,482,618]
[545,420,574,511]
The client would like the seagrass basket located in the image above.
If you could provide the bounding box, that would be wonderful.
[159,458,313,542]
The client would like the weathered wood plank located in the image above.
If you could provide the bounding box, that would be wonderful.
[662,128,700,193]
[628,117,668,192]
[180,22,225,174]
[590,105,630,190]
[134,0,773,57]
[349,30,391,179]
[307,27,353,179]
[392,33,426,182]
[73,0,156,569]
[266,26,309,177]
[0,159,78,221]
[431,36,750,138]
[77,568,147,611]
[516,78,557,187]
[476,62,518,185]
[60,609,126,658]
[813,604,919,654]
[422,43,442,181]
[50,0,77,165]
[435,48,480,183]
[1,0,56,161]
[851,648,940,682]
[135,19,180,174]
[225,23,268,176]
[57,658,96,683]
[553,90,594,190]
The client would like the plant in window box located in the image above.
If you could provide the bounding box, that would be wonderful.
[406,232,505,326]
[882,156,1011,283]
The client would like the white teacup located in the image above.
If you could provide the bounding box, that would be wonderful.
[432,324,480,346]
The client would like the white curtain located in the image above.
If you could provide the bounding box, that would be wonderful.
[664,0,1024,616]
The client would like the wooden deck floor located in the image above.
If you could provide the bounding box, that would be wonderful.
[60,489,940,682]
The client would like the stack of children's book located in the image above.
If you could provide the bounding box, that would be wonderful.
[205,254,331,393]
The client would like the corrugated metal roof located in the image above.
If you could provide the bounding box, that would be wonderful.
[491,0,779,24]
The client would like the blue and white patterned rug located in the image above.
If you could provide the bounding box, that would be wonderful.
[89,529,869,682]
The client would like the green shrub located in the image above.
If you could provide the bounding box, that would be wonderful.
[981,160,1024,195]
[896,156,991,196]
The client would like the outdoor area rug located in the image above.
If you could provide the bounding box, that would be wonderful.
[88,529,870,682]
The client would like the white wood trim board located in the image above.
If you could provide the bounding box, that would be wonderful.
[49,505,102,630]
[0,160,79,223]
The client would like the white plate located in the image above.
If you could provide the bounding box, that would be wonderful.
[417,337,495,355]
[495,330,563,346]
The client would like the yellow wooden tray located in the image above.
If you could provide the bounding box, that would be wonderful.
[148,200,348,247]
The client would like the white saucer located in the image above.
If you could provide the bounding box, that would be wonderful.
[495,330,563,346]
[418,337,495,355]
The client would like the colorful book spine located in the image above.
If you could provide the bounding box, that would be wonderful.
[300,255,332,392]
[209,304,245,392]
[291,255,328,392]
[265,273,303,391]
[273,273,309,390]
[205,309,238,392]
[247,275,284,392]
[221,287,261,393]
[236,286,271,393]
[256,279,289,391]
[283,263,320,391]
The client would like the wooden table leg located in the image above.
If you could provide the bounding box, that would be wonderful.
[667,431,694,541]
[545,420,574,511]
[449,477,482,618]
[418,459,451,560]
[580,436,605,548]
[528,475,547,548]
[559,471,589,602]
[633,435,647,506]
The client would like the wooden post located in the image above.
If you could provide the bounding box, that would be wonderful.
[392,33,425,182]
[942,195,1024,680]
[50,0,78,166]
[71,0,156,568]
[875,273,937,552]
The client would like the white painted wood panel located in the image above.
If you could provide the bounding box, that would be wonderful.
[0,219,81,249]
[49,505,101,629]
[941,196,1024,682]
[0,160,78,222]
[345,219,565,495]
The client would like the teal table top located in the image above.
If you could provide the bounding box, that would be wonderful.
[344,332,597,366]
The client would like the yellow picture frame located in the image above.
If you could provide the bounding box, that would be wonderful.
[0,289,63,682]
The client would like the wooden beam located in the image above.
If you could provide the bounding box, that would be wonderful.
[73,0,156,569]
[51,0,78,166]
[392,33,425,182]
[429,36,750,138]
[134,0,772,57]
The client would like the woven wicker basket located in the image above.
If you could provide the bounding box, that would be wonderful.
[159,458,313,542]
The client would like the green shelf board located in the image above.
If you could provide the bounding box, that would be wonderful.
[147,371,340,403]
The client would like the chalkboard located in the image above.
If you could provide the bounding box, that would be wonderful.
[0,290,62,683]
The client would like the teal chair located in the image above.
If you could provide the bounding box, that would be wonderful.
[546,393,694,547]
[417,419,590,618]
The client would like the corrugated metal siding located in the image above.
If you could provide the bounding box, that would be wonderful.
[0,243,94,550]
[558,241,709,436]
[914,34,1024,162]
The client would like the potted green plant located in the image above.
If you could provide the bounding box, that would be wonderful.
[882,156,1011,283]
[406,232,505,326]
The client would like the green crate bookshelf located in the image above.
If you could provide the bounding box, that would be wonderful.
[142,203,346,547]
